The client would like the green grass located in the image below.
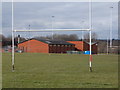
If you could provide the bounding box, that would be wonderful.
[2,53,118,88]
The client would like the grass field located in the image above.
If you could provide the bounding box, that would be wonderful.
[2,53,118,88]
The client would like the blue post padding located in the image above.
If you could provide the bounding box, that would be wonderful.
[84,51,93,54]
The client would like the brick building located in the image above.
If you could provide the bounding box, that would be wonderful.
[0,40,2,52]
[18,39,98,54]
[18,39,75,53]
[67,41,98,54]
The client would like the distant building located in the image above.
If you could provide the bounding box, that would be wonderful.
[67,41,98,54]
[18,39,98,54]
[0,40,2,52]
[0,40,2,48]
[18,39,75,53]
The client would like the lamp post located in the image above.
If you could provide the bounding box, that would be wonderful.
[81,20,85,41]
[110,6,113,48]
[51,16,55,40]
[107,37,109,54]
[18,35,20,43]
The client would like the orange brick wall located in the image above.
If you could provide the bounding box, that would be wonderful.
[18,40,49,53]
[67,41,84,51]
[67,41,98,54]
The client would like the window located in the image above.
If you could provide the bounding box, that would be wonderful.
[61,45,64,47]
[49,45,52,47]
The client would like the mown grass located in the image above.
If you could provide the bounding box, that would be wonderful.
[2,53,118,88]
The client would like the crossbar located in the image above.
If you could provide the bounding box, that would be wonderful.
[14,29,90,32]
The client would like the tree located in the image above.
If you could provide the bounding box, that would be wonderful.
[34,34,79,41]
[0,34,6,41]
[84,32,98,42]
[0,34,26,46]
[69,34,79,41]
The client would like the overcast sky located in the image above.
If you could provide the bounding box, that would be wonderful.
[2,2,118,39]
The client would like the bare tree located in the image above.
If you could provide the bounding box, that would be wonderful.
[84,32,98,42]
[0,34,6,41]
[34,34,79,41]
[69,34,79,40]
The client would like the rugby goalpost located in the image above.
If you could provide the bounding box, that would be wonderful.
[11,0,93,72]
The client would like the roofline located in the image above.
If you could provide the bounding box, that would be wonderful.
[18,38,36,44]
[18,38,75,45]
[67,41,98,45]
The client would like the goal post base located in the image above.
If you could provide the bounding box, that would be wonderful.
[89,67,92,72]
[12,65,15,72]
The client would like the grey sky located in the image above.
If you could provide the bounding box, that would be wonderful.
[2,2,118,39]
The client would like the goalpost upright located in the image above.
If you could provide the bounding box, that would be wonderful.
[89,0,92,72]
[12,0,15,71]
[11,0,92,72]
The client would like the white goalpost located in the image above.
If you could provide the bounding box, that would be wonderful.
[12,29,92,72]
[13,29,90,32]
[11,0,93,72]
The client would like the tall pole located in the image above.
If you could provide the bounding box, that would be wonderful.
[28,24,31,39]
[51,16,54,40]
[89,0,92,72]
[107,37,109,54]
[28,25,30,52]
[18,35,20,43]
[81,21,84,41]
[12,0,15,72]
[29,24,30,30]
[110,7,113,48]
